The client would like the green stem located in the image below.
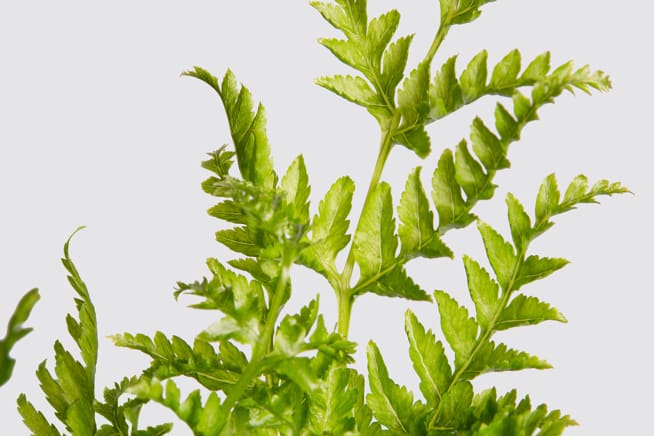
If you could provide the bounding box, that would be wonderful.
[337,112,400,338]
[218,251,292,431]
[425,23,450,67]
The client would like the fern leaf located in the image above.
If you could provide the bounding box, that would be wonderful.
[428,56,463,120]
[430,381,474,431]
[300,176,354,285]
[398,167,451,259]
[366,341,418,434]
[432,149,475,230]
[280,155,311,223]
[460,50,488,102]
[463,342,550,379]
[130,378,225,436]
[315,75,380,107]
[463,256,500,331]
[515,255,569,289]
[308,367,359,434]
[17,394,61,436]
[470,117,510,170]
[405,311,452,407]
[506,193,531,252]
[0,288,39,387]
[353,182,398,280]
[381,35,414,97]
[182,68,276,190]
[477,222,517,291]
[434,291,478,367]
[489,49,521,89]
[362,265,430,301]
[496,294,567,331]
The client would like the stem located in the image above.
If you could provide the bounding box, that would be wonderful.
[218,251,292,431]
[425,23,450,67]
[336,290,353,337]
[336,112,400,338]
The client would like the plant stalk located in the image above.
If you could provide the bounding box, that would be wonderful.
[217,250,293,431]
[337,112,400,337]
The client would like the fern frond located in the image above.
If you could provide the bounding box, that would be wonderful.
[0,288,39,387]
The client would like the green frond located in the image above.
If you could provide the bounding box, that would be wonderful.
[0,288,39,387]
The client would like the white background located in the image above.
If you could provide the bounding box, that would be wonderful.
[1,1,650,434]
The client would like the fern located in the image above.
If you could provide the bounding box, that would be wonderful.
[1,288,39,387]
[17,229,171,436]
[12,0,629,434]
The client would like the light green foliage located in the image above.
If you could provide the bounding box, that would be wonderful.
[14,0,629,434]
[300,176,355,287]
[18,228,98,435]
[130,378,221,436]
[379,176,624,434]
[0,288,39,387]
[18,229,165,435]
[366,341,423,434]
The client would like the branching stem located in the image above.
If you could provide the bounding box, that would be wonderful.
[218,250,293,430]
[337,111,400,337]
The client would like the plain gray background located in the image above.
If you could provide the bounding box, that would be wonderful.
[1,1,650,434]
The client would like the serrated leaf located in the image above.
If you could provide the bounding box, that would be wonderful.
[511,91,532,122]
[470,117,509,170]
[366,10,400,65]
[506,193,532,252]
[497,294,567,330]
[309,367,358,435]
[494,102,518,142]
[469,389,576,435]
[360,265,430,301]
[490,50,521,89]
[215,227,260,257]
[460,50,488,102]
[311,2,350,35]
[61,228,97,380]
[429,55,463,121]
[394,124,431,158]
[366,341,416,433]
[515,255,569,289]
[432,149,473,230]
[319,38,367,73]
[464,342,550,379]
[183,68,277,190]
[301,176,354,282]
[207,201,246,225]
[464,256,500,331]
[398,167,451,259]
[477,222,517,291]
[405,311,452,407]
[17,394,61,436]
[562,174,589,205]
[434,291,478,367]
[0,288,39,387]
[381,35,414,96]
[559,175,629,214]
[454,140,492,201]
[432,381,474,431]
[535,174,561,225]
[274,298,319,357]
[353,182,397,279]
[36,362,67,421]
[131,379,225,436]
[398,62,430,124]
[281,155,311,223]
[521,52,551,82]
[316,75,380,107]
